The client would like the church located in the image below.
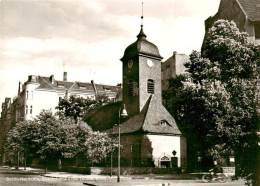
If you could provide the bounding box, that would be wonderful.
[87,22,187,168]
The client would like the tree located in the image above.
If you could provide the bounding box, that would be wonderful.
[200,20,259,185]
[5,120,39,169]
[85,131,116,165]
[56,95,110,122]
[163,20,259,185]
[5,109,116,171]
[34,110,94,172]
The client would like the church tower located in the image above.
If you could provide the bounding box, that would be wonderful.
[121,24,163,117]
[114,13,186,168]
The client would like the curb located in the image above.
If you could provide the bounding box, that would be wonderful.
[125,183,171,186]
[82,182,171,186]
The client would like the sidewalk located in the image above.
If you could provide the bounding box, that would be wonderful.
[45,172,132,181]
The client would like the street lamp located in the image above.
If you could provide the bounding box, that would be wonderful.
[117,104,128,183]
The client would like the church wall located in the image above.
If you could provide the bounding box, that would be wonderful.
[139,56,162,111]
[146,134,182,167]
[120,134,181,168]
[217,0,246,32]
[180,136,187,168]
[203,0,248,49]
[205,0,246,32]
[122,56,140,118]
[120,134,142,167]
[204,0,260,46]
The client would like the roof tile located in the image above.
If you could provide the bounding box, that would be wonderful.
[238,0,260,21]
[110,95,181,135]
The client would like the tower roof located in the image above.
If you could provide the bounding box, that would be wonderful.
[121,26,163,61]
[109,95,181,135]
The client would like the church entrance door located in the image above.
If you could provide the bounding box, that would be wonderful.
[160,161,170,168]
[159,155,171,168]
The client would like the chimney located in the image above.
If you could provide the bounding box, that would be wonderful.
[49,75,54,84]
[18,81,22,94]
[63,72,67,81]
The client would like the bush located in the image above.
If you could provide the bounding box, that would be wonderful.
[61,166,91,174]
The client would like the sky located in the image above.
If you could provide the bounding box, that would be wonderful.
[0,0,221,112]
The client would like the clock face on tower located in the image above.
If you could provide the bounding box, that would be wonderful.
[147,59,153,67]
[128,60,133,68]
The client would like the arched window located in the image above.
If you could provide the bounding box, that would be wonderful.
[128,80,133,97]
[147,79,154,94]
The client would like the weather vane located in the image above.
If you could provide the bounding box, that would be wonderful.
[141,2,144,27]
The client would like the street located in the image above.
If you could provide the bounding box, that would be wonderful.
[0,167,246,186]
[0,173,84,186]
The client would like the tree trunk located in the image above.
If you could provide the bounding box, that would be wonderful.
[110,153,113,177]
[24,154,26,170]
[45,159,47,174]
[16,151,20,170]
[58,158,62,171]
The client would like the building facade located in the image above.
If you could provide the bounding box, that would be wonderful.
[0,73,121,164]
[203,0,260,47]
[0,98,17,165]
[161,51,189,91]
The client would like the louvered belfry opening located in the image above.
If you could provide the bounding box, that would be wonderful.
[128,80,133,97]
[147,79,154,94]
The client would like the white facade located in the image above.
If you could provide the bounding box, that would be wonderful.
[15,74,121,122]
[147,135,186,167]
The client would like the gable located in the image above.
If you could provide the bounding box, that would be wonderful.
[142,95,181,135]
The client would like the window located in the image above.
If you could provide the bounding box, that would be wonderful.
[57,83,65,88]
[103,86,111,91]
[79,86,86,89]
[159,120,169,126]
[255,23,260,39]
[147,79,154,94]
[127,80,133,97]
[31,91,33,100]
[30,106,33,114]
[78,83,86,89]
[26,91,29,99]
[25,105,28,114]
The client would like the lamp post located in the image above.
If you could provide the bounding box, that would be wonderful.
[117,104,128,183]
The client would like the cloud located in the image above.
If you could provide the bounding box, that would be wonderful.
[0,0,221,112]
[1,35,125,81]
[0,0,127,42]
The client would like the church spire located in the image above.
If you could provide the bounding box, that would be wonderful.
[137,2,146,39]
